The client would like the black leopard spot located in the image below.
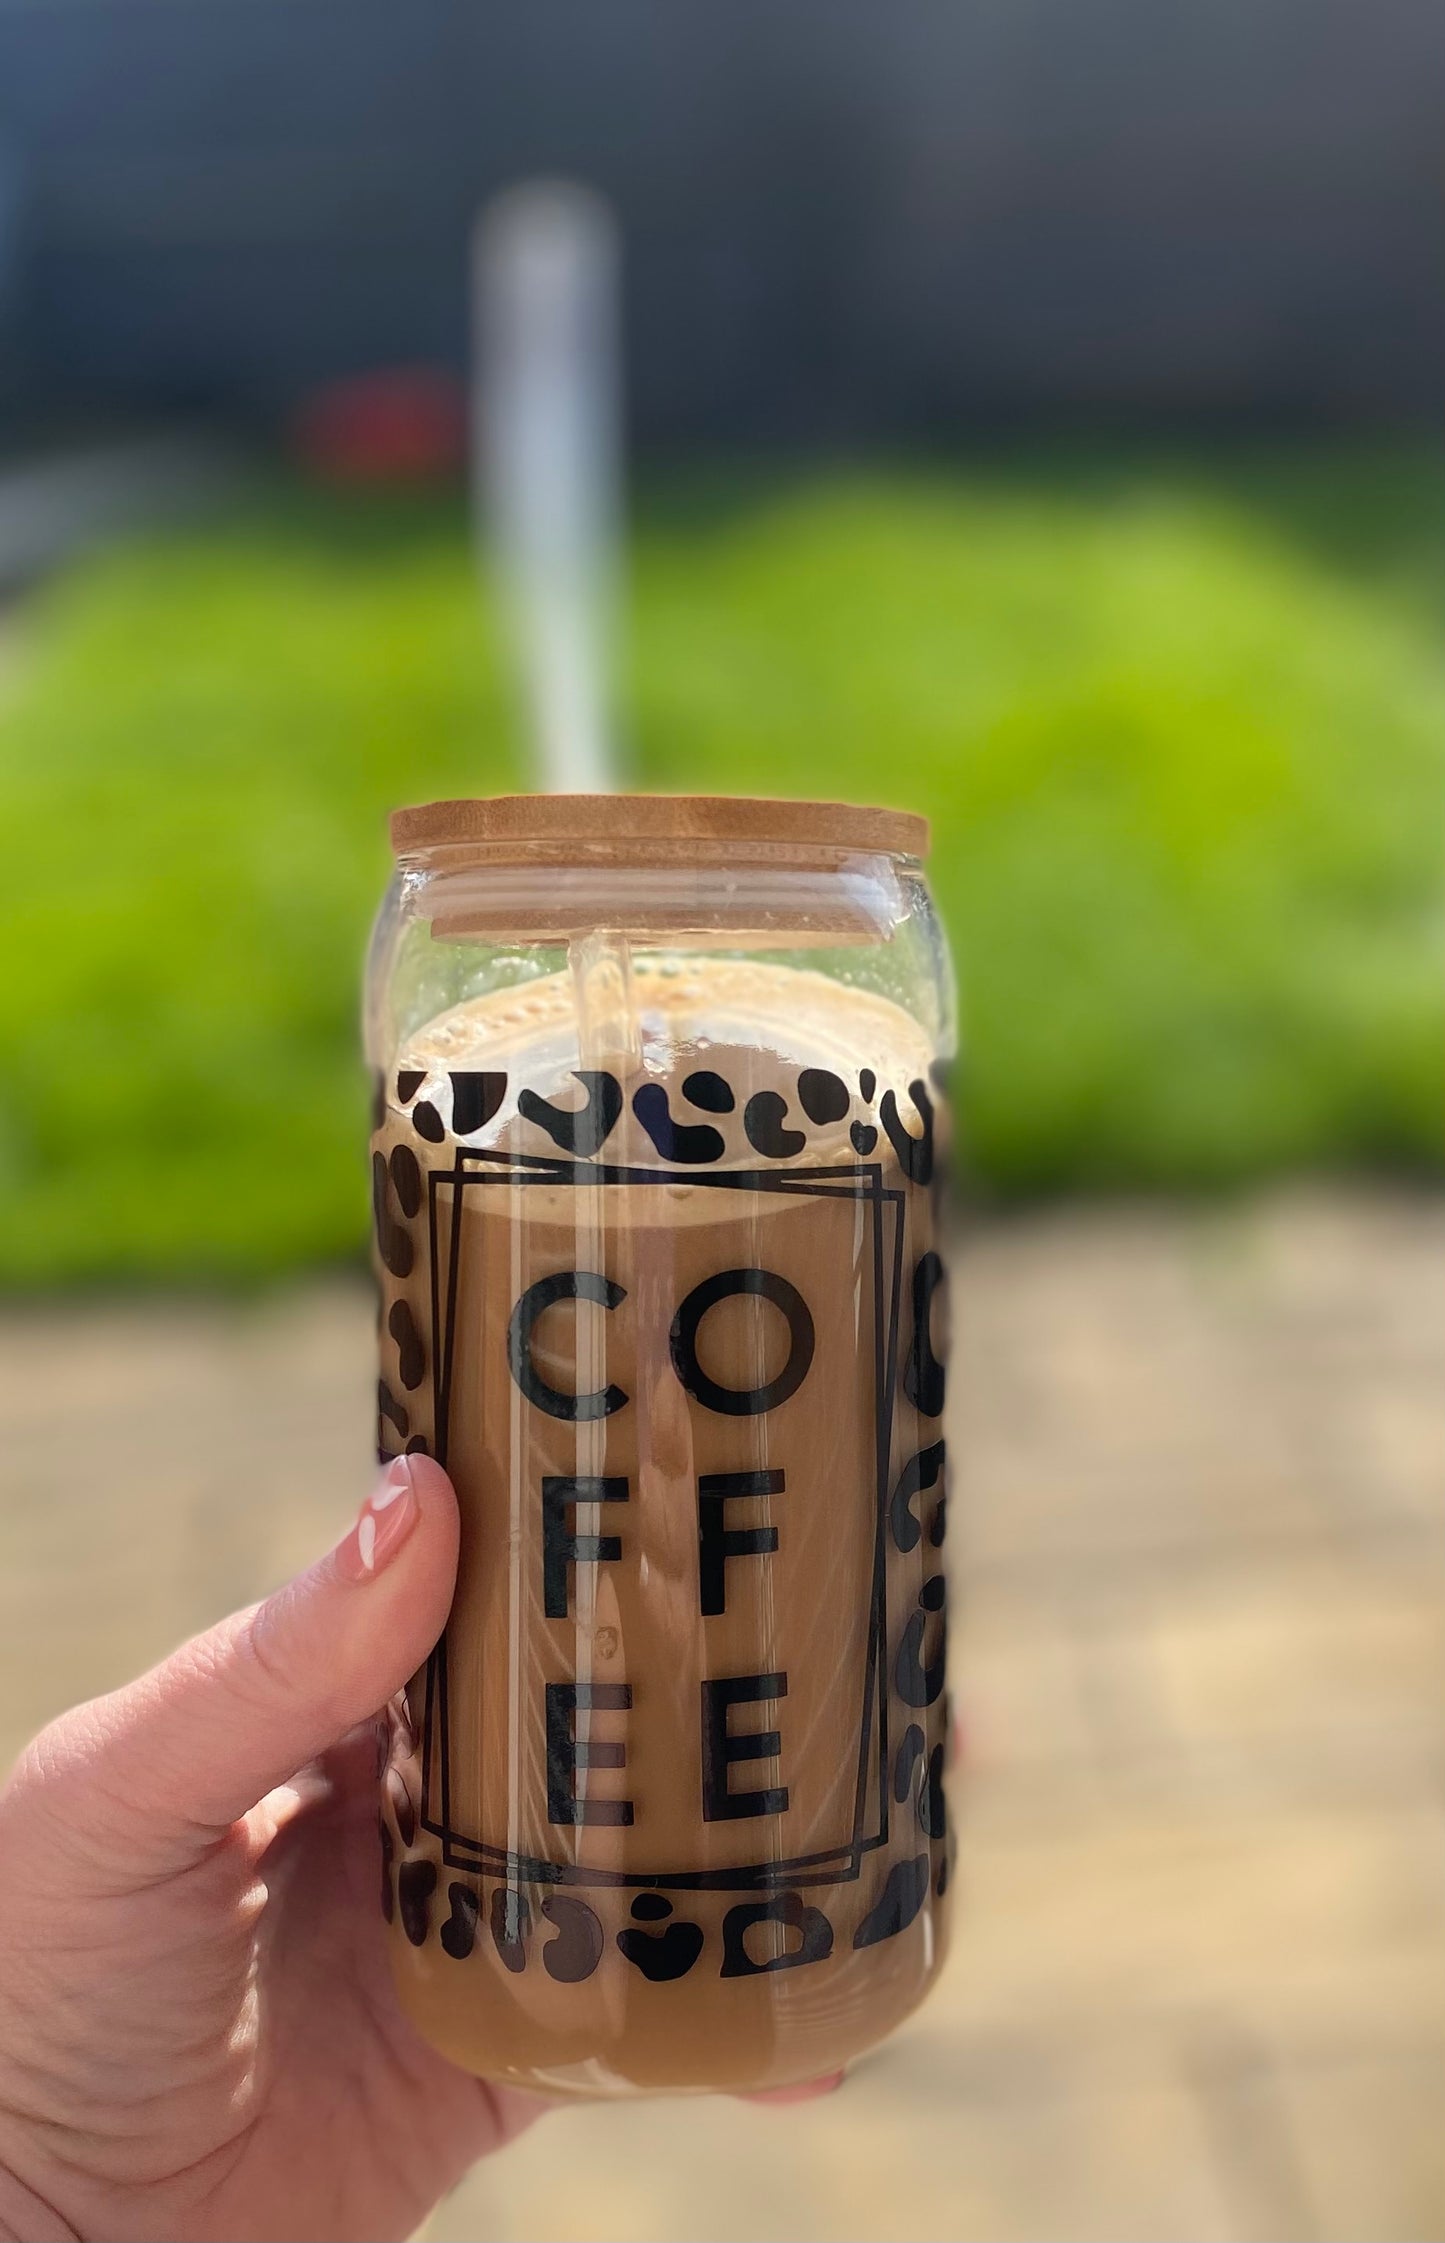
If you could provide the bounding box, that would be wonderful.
[388,1298,425,1392]
[903,1250,948,1418]
[633,1084,725,1164]
[540,1896,605,1983]
[919,1742,947,1841]
[893,1723,926,1804]
[519,1072,623,1157]
[720,1891,833,1977]
[682,1070,735,1114]
[880,1080,934,1185]
[388,1143,422,1218]
[378,1379,409,1439]
[441,1884,480,1961]
[743,1091,805,1159]
[853,1856,929,1948]
[894,1575,948,1708]
[398,1859,436,1947]
[797,1068,849,1125]
[616,1895,704,1981]
[889,1440,946,1555]
[451,1072,508,1135]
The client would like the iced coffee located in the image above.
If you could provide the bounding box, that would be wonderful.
[368,797,954,2095]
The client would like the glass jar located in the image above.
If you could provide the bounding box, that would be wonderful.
[366,795,956,2096]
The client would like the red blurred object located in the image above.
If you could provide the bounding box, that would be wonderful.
[291,366,467,484]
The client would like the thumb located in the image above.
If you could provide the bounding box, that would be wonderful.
[28,1454,458,1869]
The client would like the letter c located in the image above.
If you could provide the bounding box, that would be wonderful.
[507,1271,628,1421]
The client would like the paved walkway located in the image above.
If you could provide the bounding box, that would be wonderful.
[3,1192,1442,2241]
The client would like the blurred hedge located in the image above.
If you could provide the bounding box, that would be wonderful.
[2,449,1442,1283]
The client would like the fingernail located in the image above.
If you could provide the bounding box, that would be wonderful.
[747,2069,847,2107]
[337,1458,419,1584]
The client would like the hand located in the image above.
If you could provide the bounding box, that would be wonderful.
[0,1455,537,2243]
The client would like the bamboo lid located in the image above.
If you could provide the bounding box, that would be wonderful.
[390,793,929,861]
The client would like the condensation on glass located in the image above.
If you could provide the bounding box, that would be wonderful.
[366,794,957,2096]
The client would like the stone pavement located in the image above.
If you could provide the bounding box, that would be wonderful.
[2,1192,1442,2242]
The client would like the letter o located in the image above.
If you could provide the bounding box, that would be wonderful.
[669,1268,815,1417]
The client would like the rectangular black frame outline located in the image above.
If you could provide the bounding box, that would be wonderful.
[418,1149,906,1890]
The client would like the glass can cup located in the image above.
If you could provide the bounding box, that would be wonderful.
[367,795,956,2096]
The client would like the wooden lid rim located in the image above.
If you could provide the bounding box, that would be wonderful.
[389,793,930,859]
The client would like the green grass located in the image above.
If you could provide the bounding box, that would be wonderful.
[2,446,1443,1284]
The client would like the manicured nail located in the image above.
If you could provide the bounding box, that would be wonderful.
[337,1458,419,1583]
[748,2070,846,2106]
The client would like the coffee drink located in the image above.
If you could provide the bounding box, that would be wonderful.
[372,951,952,2094]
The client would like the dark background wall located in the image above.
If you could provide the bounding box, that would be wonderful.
[0,0,1440,446]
